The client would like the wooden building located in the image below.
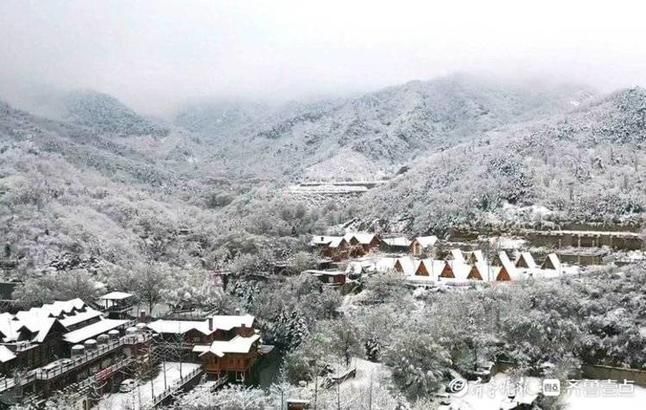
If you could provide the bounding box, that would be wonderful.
[193,333,261,381]
[344,233,382,254]
[0,297,149,400]
[310,236,351,261]
[147,314,266,383]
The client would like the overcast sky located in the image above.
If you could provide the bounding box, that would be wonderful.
[1,0,646,115]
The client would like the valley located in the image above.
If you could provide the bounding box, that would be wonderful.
[1,74,646,409]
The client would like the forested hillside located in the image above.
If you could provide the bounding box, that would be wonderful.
[3,76,645,289]
[0,98,344,295]
[362,87,646,234]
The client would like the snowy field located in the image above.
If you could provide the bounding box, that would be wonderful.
[93,362,201,410]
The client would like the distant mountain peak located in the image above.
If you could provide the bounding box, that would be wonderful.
[62,90,169,137]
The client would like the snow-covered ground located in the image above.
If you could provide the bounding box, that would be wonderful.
[340,358,390,391]
[93,361,201,410]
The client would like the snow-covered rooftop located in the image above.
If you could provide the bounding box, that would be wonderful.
[310,235,337,246]
[63,319,129,344]
[147,314,256,335]
[0,298,102,344]
[413,236,438,248]
[99,291,133,300]
[0,345,16,363]
[193,334,261,357]
[382,237,411,247]
[345,232,377,245]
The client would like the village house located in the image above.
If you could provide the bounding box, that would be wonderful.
[410,236,438,257]
[344,233,382,254]
[146,314,267,382]
[98,291,135,319]
[467,261,490,281]
[310,236,351,261]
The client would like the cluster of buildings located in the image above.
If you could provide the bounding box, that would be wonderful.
[310,233,438,260]
[0,292,269,408]
[0,293,148,408]
[309,233,570,286]
[385,249,565,283]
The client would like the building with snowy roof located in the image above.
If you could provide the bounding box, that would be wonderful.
[0,296,149,399]
[147,313,267,382]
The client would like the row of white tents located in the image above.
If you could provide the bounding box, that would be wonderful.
[345,249,575,283]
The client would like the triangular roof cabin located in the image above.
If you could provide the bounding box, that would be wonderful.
[495,252,521,281]
[541,253,561,271]
[515,252,537,269]
[414,260,430,276]
[467,263,490,281]
[439,261,455,279]
[393,257,416,276]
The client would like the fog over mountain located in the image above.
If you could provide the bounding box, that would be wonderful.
[1,1,645,115]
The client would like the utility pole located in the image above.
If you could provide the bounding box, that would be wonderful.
[368,372,373,410]
[163,359,168,390]
[313,360,318,410]
[336,381,341,410]
[150,348,155,402]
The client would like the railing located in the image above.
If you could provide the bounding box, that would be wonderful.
[76,357,135,390]
[0,334,153,393]
[0,372,37,393]
[35,340,122,381]
[150,367,203,408]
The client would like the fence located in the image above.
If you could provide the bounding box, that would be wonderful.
[150,367,203,408]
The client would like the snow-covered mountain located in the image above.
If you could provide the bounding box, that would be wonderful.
[175,74,596,180]
[360,87,646,234]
